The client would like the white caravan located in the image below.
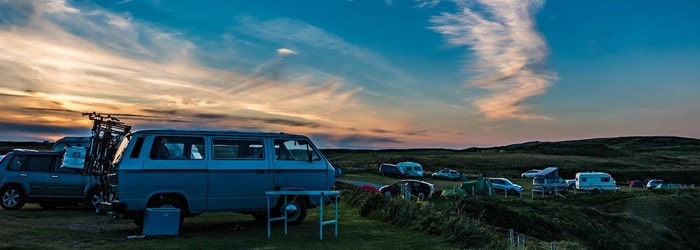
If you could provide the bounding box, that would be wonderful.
[575,172,619,192]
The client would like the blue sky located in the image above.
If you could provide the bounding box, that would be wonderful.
[0,0,698,149]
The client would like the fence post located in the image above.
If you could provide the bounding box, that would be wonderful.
[519,234,525,249]
[472,186,475,196]
[509,229,514,248]
[551,242,555,250]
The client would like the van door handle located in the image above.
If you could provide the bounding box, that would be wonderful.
[52,175,59,178]
[20,173,27,177]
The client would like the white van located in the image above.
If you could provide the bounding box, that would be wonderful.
[396,162,424,178]
[99,129,337,227]
[575,172,619,192]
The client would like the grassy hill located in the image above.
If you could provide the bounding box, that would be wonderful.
[323,136,700,184]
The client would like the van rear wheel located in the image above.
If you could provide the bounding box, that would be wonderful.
[153,199,186,226]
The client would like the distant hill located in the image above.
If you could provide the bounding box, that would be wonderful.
[0,141,53,154]
[493,136,700,158]
[322,136,700,184]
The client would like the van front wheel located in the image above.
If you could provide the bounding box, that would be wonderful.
[279,196,307,225]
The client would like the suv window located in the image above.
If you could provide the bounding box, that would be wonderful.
[27,156,52,172]
[9,156,27,171]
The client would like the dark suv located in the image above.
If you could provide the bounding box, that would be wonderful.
[378,163,406,178]
[0,150,101,210]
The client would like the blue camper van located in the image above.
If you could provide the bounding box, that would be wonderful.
[98,129,337,227]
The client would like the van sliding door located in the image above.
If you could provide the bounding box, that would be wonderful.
[143,136,207,212]
[207,138,270,211]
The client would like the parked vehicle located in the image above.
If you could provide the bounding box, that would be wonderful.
[646,179,664,189]
[520,169,542,179]
[628,179,646,188]
[431,168,461,180]
[396,162,424,178]
[379,179,434,200]
[52,136,91,151]
[532,167,569,194]
[488,178,522,195]
[575,172,619,192]
[98,130,337,227]
[565,179,576,189]
[378,163,406,178]
[0,149,102,210]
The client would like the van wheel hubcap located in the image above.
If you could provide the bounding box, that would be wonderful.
[285,203,300,219]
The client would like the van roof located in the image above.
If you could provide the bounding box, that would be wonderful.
[131,129,307,138]
[535,167,559,177]
[576,172,611,176]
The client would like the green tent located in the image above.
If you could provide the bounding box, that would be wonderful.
[441,177,495,198]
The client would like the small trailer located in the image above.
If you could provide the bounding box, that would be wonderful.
[575,172,620,192]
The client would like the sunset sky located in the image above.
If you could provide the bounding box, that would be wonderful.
[1,0,699,149]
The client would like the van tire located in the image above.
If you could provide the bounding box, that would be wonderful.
[278,196,307,225]
[1,185,26,210]
[154,198,186,226]
[132,198,186,228]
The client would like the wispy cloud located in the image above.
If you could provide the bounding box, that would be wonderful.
[430,0,557,120]
[0,0,422,146]
[234,16,411,88]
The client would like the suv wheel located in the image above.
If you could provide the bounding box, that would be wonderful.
[86,188,103,212]
[1,186,26,210]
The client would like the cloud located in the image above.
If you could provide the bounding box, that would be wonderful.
[277,48,296,56]
[0,1,426,147]
[414,0,441,8]
[430,0,557,120]
[234,17,411,88]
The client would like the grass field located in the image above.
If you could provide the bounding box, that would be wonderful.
[1,136,698,249]
[0,202,459,249]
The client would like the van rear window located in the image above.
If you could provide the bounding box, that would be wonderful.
[150,136,205,160]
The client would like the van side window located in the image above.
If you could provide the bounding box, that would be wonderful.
[213,139,264,159]
[150,136,205,160]
[274,139,320,161]
[601,177,610,182]
[27,156,52,172]
[581,177,587,182]
[129,137,145,158]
